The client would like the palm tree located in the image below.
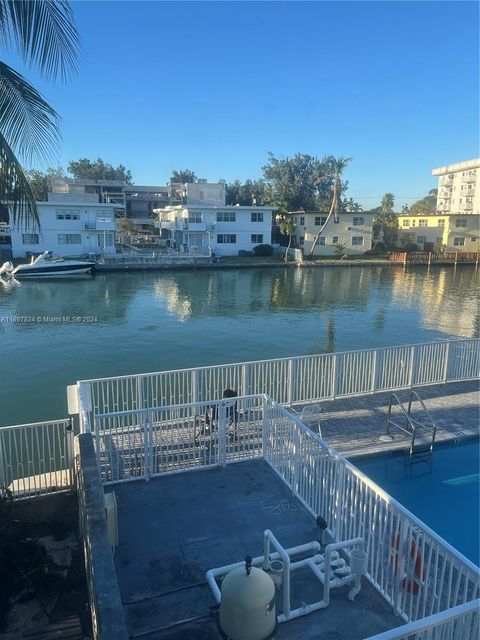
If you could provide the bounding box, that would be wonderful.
[0,1,80,228]
[279,216,295,262]
[310,155,352,256]
[373,193,397,248]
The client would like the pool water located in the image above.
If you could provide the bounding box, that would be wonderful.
[354,440,480,566]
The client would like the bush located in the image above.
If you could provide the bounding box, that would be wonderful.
[364,249,378,256]
[253,244,273,257]
[403,243,419,253]
[238,250,252,257]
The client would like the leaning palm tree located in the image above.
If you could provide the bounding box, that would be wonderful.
[310,155,351,256]
[0,0,80,228]
[279,216,295,262]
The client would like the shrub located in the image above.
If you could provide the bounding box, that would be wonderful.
[253,244,273,257]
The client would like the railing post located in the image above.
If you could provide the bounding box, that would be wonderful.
[443,341,451,384]
[242,363,250,397]
[143,410,153,481]
[192,369,200,403]
[65,418,74,487]
[218,402,228,468]
[371,350,377,393]
[408,346,416,388]
[262,395,270,459]
[332,354,337,399]
[136,376,144,411]
[287,359,296,406]
[78,382,92,433]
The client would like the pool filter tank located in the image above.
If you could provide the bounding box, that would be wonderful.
[219,556,276,640]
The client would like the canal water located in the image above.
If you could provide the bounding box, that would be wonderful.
[0,265,478,426]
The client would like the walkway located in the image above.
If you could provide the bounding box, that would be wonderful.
[309,380,479,458]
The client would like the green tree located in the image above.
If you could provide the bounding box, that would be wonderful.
[373,193,398,248]
[170,169,197,184]
[117,218,137,235]
[225,179,266,206]
[68,158,133,184]
[262,152,332,212]
[409,189,438,214]
[25,167,65,200]
[310,156,352,256]
[0,1,80,228]
[279,216,295,262]
[342,197,363,213]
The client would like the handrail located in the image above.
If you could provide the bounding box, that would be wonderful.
[408,391,437,436]
[385,393,414,438]
[385,391,438,461]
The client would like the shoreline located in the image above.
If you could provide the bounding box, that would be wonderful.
[94,258,479,273]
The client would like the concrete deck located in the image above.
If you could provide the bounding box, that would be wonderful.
[306,380,479,458]
[111,460,403,640]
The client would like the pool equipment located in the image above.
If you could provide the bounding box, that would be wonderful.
[219,556,276,640]
[206,529,367,631]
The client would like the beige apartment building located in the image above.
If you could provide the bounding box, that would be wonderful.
[287,211,374,255]
[396,158,479,252]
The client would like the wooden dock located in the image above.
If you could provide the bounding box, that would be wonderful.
[389,251,479,266]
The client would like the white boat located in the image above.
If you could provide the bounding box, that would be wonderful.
[0,251,95,278]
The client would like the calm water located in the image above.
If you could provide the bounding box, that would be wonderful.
[0,265,478,425]
[355,441,480,566]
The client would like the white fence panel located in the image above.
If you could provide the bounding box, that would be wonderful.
[79,339,480,434]
[0,419,73,498]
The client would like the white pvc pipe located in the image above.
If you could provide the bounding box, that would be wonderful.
[263,529,291,619]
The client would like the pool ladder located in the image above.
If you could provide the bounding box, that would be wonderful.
[385,391,437,464]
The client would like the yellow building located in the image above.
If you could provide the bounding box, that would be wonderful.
[396,212,479,252]
[287,211,374,256]
[397,158,479,252]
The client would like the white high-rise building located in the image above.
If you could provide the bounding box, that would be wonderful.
[433,158,479,215]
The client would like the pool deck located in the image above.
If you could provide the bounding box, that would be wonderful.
[111,459,403,640]
[304,380,479,458]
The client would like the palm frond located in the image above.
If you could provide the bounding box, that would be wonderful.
[0,0,80,81]
[0,132,39,229]
[0,62,60,164]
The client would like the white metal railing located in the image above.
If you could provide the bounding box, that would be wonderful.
[92,395,265,484]
[364,599,479,639]
[76,339,480,432]
[0,418,74,498]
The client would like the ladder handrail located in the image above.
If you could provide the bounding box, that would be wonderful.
[385,391,437,462]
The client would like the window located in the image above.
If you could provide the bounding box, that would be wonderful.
[352,237,364,246]
[315,216,327,226]
[251,212,263,222]
[352,216,365,226]
[217,234,236,244]
[251,234,263,244]
[332,236,339,244]
[22,233,39,244]
[453,237,465,246]
[300,216,305,226]
[471,237,478,242]
[217,211,236,222]
[402,220,410,227]
[437,219,445,227]
[416,236,427,244]
[456,219,467,228]
[299,236,304,246]
[319,237,326,245]
[419,219,427,227]
[56,208,80,220]
[188,212,202,224]
[58,234,81,244]
[411,220,416,227]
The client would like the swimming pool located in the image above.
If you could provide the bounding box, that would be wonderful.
[354,440,480,567]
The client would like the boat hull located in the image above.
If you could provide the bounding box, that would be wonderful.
[14,263,95,278]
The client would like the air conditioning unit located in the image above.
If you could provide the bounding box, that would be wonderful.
[104,492,118,550]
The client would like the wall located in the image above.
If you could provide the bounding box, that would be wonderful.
[397,214,479,251]
[75,433,128,640]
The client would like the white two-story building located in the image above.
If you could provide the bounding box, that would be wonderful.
[155,182,274,256]
[9,192,118,259]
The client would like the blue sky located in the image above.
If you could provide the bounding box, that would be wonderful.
[5,1,479,209]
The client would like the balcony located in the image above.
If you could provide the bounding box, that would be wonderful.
[463,201,474,210]
[462,174,477,183]
[442,178,454,187]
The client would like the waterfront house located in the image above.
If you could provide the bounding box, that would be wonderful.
[9,191,119,259]
[286,211,375,256]
[155,181,274,256]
